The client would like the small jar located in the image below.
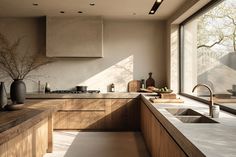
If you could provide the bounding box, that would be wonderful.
[212,105,220,118]
[141,79,145,89]
[111,83,115,92]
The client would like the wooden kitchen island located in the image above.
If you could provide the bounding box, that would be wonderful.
[0,99,65,157]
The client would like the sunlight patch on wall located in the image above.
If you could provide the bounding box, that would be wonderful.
[170,25,179,92]
[78,56,133,92]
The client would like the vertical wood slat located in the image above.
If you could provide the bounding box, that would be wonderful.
[0,118,49,157]
[140,101,187,157]
[47,114,53,153]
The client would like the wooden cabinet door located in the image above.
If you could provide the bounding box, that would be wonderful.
[160,125,187,157]
[108,99,139,130]
[64,99,106,111]
[67,111,106,130]
[53,112,68,129]
[151,116,161,157]
[141,101,187,157]
[141,101,152,151]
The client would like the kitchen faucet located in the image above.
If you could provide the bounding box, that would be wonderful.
[192,84,214,118]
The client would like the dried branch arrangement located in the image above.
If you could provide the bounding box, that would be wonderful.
[0,33,53,80]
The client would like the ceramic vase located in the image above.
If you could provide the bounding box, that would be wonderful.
[0,82,8,109]
[10,79,26,104]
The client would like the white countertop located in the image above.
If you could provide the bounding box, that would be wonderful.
[141,95,236,157]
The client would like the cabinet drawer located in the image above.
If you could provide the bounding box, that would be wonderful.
[53,111,106,130]
[62,99,106,111]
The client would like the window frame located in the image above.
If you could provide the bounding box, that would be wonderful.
[178,0,227,103]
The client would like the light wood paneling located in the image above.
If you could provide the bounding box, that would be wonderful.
[53,112,68,129]
[47,114,53,153]
[0,143,7,157]
[54,98,139,131]
[141,101,187,157]
[67,111,106,129]
[63,99,106,111]
[34,118,48,157]
[0,118,48,157]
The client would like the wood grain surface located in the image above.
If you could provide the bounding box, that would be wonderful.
[128,80,141,92]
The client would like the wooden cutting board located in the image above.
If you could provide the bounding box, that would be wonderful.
[213,97,236,103]
[128,80,141,92]
[149,98,184,103]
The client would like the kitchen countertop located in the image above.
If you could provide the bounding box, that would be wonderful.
[25,92,143,99]
[141,94,236,157]
[2,93,236,157]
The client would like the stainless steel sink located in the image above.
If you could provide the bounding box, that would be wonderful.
[166,108,219,123]
[176,116,218,123]
[166,108,201,116]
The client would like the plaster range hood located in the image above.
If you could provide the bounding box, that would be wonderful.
[46,16,103,57]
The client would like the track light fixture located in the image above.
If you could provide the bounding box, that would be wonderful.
[149,0,163,15]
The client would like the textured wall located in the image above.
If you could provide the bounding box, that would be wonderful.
[0,18,166,93]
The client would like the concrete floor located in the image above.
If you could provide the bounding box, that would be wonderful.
[44,131,150,157]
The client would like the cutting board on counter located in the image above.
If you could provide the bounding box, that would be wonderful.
[213,97,236,103]
[128,80,141,92]
[150,98,184,103]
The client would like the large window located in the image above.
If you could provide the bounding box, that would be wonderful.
[181,0,236,96]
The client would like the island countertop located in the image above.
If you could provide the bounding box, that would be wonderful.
[0,99,65,145]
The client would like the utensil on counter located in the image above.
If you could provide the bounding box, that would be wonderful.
[76,86,87,92]
[128,80,141,92]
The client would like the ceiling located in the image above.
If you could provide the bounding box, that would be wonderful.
[0,0,187,20]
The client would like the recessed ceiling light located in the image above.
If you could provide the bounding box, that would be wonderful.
[149,0,164,15]
[60,11,65,13]
[78,11,83,14]
[90,3,95,6]
[32,3,38,6]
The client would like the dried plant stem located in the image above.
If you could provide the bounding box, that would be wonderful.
[0,33,54,80]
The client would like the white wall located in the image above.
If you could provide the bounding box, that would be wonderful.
[0,18,166,93]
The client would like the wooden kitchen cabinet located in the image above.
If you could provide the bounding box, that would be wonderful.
[0,118,49,157]
[53,98,140,131]
[106,99,139,130]
[141,101,187,157]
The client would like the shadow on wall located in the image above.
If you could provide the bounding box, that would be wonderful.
[77,55,134,92]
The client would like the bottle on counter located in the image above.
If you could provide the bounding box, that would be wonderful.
[146,72,155,88]
[141,79,145,89]
[45,82,51,93]
[111,83,115,92]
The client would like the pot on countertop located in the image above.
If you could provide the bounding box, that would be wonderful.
[76,86,87,92]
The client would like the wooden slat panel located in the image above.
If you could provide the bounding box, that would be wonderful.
[67,111,106,129]
[53,112,68,129]
[62,99,106,110]
[160,124,187,157]
[0,143,7,157]
[47,114,53,153]
[34,119,48,157]
[141,101,187,157]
